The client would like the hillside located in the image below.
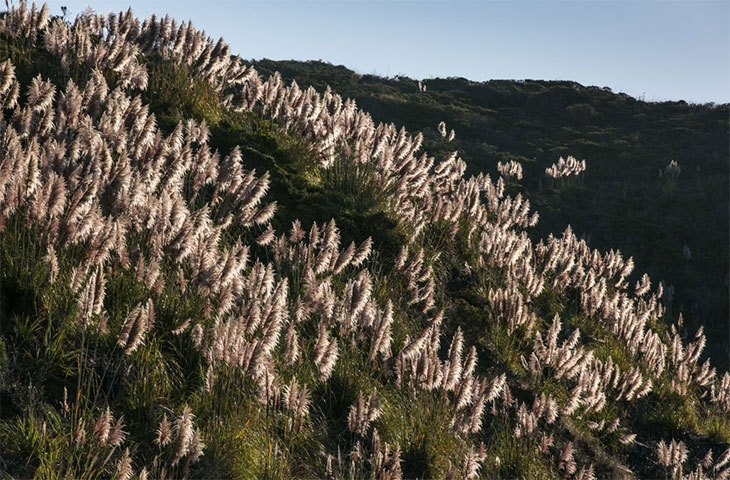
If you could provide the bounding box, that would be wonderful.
[251,59,730,367]
[0,4,729,480]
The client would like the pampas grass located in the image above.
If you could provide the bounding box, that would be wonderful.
[0,3,727,478]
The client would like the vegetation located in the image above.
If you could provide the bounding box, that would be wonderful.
[252,59,730,367]
[0,3,727,479]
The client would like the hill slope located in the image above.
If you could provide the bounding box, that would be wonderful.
[0,4,728,479]
[251,59,730,366]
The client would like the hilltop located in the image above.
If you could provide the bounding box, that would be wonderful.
[0,4,728,480]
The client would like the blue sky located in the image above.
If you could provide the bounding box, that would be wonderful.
[36,0,730,104]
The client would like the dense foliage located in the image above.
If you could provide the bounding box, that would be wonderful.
[0,3,728,479]
[252,59,730,367]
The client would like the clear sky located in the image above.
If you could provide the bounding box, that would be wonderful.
[35,0,730,104]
